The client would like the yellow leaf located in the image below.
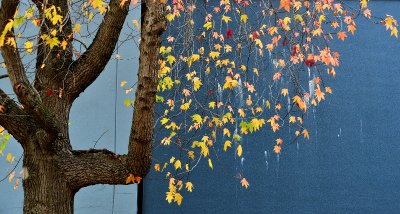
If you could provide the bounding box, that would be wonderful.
[169,156,175,164]
[289,116,296,124]
[192,77,202,91]
[166,191,174,203]
[209,51,220,59]
[222,15,232,24]
[281,88,288,96]
[25,41,33,53]
[174,192,183,206]
[265,100,271,109]
[391,27,398,38]
[174,160,182,170]
[237,145,243,157]
[6,153,14,163]
[132,19,140,30]
[73,24,81,33]
[188,151,195,159]
[203,21,212,30]
[0,20,14,47]
[223,128,231,137]
[223,140,232,151]
[283,17,291,25]
[240,14,248,23]
[166,13,175,22]
[319,15,326,24]
[208,102,216,109]
[185,182,194,192]
[45,37,60,49]
[238,109,245,117]
[120,81,127,87]
[208,158,213,170]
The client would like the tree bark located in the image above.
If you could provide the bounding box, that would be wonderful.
[23,149,75,214]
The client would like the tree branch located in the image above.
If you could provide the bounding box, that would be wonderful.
[0,88,37,144]
[63,150,130,190]
[126,0,166,175]
[63,1,166,189]
[33,0,73,91]
[0,0,61,139]
[65,0,130,101]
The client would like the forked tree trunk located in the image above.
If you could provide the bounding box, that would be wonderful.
[0,0,165,213]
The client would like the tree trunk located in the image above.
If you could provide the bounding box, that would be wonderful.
[23,152,75,214]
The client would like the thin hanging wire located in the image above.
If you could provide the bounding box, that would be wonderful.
[111,42,119,214]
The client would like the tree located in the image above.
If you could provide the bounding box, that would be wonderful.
[0,0,164,213]
[0,0,397,213]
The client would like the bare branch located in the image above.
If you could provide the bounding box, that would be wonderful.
[0,88,37,144]
[65,0,130,101]
[63,150,130,190]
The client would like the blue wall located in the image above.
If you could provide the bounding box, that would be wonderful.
[144,2,400,213]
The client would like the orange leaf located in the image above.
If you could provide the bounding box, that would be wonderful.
[274,145,281,154]
[278,0,291,12]
[241,178,250,189]
[337,31,347,41]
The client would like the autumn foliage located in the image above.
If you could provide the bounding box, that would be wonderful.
[0,0,397,208]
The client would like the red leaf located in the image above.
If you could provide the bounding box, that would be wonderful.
[226,29,233,39]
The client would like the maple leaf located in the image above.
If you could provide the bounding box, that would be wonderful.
[203,22,212,30]
[240,14,248,23]
[348,24,357,35]
[274,145,281,154]
[154,163,160,171]
[174,160,182,170]
[302,129,310,139]
[391,27,398,38]
[325,87,333,94]
[174,193,183,206]
[281,88,289,96]
[223,140,232,151]
[209,51,220,59]
[185,182,194,192]
[337,31,347,41]
[315,87,326,102]
[166,192,174,203]
[278,0,291,12]
[226,29,233,39]
[222,15,232,24]
[241,178,250,189]
[289,116,296,124]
